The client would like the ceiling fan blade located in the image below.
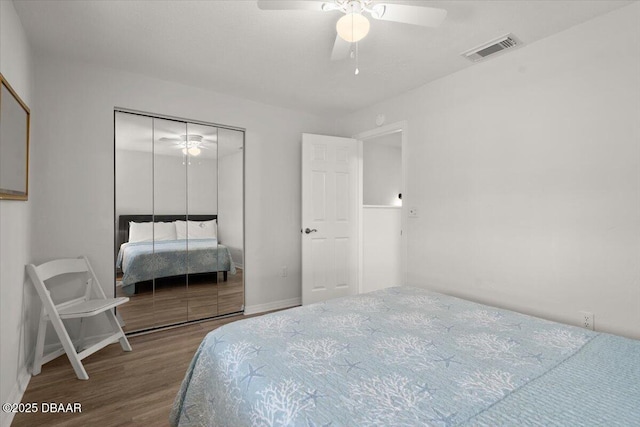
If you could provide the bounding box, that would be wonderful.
[257,0,327,11]
[158,137,181,143]
[372,4,447,27]
[331,34,351,61]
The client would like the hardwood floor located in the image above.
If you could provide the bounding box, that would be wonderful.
[116,268,244,332]
[13,310,269,427]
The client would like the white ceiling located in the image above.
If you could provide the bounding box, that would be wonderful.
[14,0,634,116]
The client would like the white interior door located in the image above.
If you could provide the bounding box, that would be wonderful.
[302,133,358,305]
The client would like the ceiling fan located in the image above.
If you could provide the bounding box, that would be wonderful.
[257,0,447,67]
[158,134,217,157]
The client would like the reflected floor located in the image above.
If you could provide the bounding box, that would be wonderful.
[116,268,243,332]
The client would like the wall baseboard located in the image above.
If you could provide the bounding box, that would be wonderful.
[244,297,301,315]
[1,357,32,427]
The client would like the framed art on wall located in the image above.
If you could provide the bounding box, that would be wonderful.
[0,73,30,201]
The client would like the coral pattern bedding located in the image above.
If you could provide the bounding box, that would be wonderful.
[116,238,236,295]
[170,286,640,426]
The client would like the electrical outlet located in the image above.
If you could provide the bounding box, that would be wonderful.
[579,311,594,330]
[408,207,419,218]
[281,266,288,277]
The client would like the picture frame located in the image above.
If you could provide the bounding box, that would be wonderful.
[0,73,30,201]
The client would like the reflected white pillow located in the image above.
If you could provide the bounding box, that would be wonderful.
[128,221,177,243]
[128,222,152,243]
[175,220,217,240]
[154,221,178,241]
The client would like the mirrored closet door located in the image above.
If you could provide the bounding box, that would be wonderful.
[115,111,244,333]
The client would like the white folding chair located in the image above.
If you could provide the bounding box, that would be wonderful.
[26,256,132,380]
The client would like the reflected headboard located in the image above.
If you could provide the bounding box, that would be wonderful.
[116,214,217,253]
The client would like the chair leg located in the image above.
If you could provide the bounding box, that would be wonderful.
[49,317,89,380]
[106,309,132,352]
[67,354,89,380]
[32,317,47,376]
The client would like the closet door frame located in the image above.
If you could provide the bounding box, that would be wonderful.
[113,107,246,334]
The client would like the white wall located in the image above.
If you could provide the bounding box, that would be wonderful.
[340,3,640,339]
[363,137,402,206]
[185,156,217,215]
[362,207,402,293]
[0,1,36,425]
[30,55,335,319]
[115,150,218,218]
[115,150,152,217]
[218,150,243,255]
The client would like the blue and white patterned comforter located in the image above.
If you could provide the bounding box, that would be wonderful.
[116,239,236,295]
[170,286,640,426]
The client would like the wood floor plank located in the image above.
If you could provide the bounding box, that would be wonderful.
[116,268,244,332]
[12,309,281,427]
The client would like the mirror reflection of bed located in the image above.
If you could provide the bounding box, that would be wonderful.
[114,111,244,333]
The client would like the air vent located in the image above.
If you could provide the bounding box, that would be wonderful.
[461,34,523,63]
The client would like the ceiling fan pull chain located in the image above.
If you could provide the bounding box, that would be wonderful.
[352,9,358,75]
[355,41,360,76]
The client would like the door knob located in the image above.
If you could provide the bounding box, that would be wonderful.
[304,228,317,234]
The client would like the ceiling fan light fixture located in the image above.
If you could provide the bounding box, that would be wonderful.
[321,2,340,12]
[336,12,370,43]
[370,4,386,20]
[178,134,203,156]
[181,134,203,144]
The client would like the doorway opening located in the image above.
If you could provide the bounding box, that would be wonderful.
[355,122,407,294]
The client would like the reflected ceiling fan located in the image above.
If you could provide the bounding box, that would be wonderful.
[257,0,447,73]
[158,134,217,157]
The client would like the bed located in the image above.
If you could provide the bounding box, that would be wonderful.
[116,215,236,295]
[170,286,640,426]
